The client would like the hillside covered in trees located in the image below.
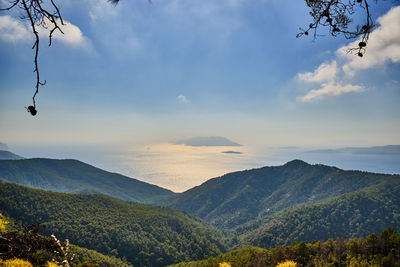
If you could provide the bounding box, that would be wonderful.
[0,150,23,160]
[0,212,133,266]
[171,228,400,267]
[0,158,174,204]
[237,179,400,248]
[168,160,399,228]
[1,159,400,266]
[0,182,226,266]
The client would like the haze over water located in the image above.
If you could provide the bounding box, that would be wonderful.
[11,142,400,192]
[117,144,400,192]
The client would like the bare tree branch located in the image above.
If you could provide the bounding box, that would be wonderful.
[0,0,20,11]
[1,0,65,115]
[297,0,380,57]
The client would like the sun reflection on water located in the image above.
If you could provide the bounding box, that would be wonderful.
[115,143,261,192]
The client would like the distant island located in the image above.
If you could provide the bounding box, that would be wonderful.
[175,136,242,147]
[221,151,242,154]
[305,145,400,155]
[304,149,344,154]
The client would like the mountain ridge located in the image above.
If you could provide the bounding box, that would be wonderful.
[304,145,400,155]
[168,159,399,228]
[240,179,400,248]
[0,150,24,160]
[1,158,400,264]
[0,158,175,204]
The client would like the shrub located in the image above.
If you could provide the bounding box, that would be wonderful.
[277,260,297,267]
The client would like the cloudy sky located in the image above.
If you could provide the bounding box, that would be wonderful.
[0,0,399,190]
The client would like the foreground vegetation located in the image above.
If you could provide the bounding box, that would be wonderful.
[0,213,132,267]
[171,228,400,266]
[3,206,400,267]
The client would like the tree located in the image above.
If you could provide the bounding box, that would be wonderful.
[0,0,390,115]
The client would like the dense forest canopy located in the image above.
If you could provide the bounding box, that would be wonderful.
[171,228,400,267]
[0,182,226,266]
[168,160,399,229]
[0,212,133,266]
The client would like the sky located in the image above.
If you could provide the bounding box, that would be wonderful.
[0,0,400,191]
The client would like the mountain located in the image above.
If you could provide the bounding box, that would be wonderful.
[0,150,24,160]
[168,160,399,228]
[0,181,226,267]
[0,158,174,204]
[305,145,400,155]
[0,143,8,150]
[2,156,399,260]
[239,180,400,248]
[343,145,400,155]
[175,136,242,147]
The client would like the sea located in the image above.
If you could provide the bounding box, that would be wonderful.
[11,143,400,192]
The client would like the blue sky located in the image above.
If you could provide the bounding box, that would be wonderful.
[1,0,400,151]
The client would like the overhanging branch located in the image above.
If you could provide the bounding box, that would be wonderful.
[1,0,65,115]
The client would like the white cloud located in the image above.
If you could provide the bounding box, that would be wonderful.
[83,0,246,57]
[37,18,88,47]
[0,15,30,42]
[297,6,400,102]
[88,0,119,22]
[340,6,400,75]
[298,61,338,83]
[0,15,88,47]
[297,58,361,102]
[53,21,86,46]
[177,94,190,104]
[298,82,364,102]
[85,0,143,57]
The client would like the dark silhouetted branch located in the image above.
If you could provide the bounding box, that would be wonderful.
[297,0,384,57]
[1,0,65,115]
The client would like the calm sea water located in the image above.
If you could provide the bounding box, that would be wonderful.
[108,144,400,192]
[12,143,400,192]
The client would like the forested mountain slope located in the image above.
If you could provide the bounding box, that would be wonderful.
[0,150,23,160]
[169,160,399,228]
[0,158,175,204]
[238,180,400,248]
[0,182,226,267]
